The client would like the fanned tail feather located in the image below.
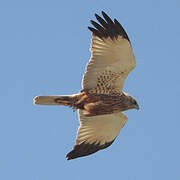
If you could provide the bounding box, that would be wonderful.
[33,95,74,106]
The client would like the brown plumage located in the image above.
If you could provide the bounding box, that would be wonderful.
[33,11,139,160]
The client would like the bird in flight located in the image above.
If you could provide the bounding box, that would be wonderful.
[34,11,139,160]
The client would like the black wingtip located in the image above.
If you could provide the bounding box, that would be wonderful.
[66,140,115,160]
[66,155,71,161]
[94,13,98,17]
[90,20,95,25]
[88,26,100,35]
[88,11,130,42]
[101,11,106,16]
[101,11,107,18]
[94,13,100,20]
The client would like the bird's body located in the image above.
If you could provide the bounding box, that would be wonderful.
[35,90,138,117]
[34,11,139,160]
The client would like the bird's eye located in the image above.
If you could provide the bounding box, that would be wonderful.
[133,100,137,105]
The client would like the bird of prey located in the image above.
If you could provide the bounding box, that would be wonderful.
[33,11,139,160]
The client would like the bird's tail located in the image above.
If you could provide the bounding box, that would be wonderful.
[33,95,76,106]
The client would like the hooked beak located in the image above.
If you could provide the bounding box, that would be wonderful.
[135,103,139,110]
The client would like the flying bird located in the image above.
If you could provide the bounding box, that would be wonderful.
[33,11,139,160]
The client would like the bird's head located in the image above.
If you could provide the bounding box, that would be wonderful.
[123,92,139,110]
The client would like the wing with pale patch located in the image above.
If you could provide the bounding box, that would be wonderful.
[66,110,128,160]
[82,11,136,94]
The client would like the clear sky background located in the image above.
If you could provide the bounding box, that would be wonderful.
[1,0,180,179]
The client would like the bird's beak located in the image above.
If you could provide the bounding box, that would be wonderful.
[135,104,139,110]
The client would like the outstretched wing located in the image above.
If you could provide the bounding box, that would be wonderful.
[66,110,128,160]
[82,11,136,94]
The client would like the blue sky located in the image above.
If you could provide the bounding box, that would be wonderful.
[1,0,180,179]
